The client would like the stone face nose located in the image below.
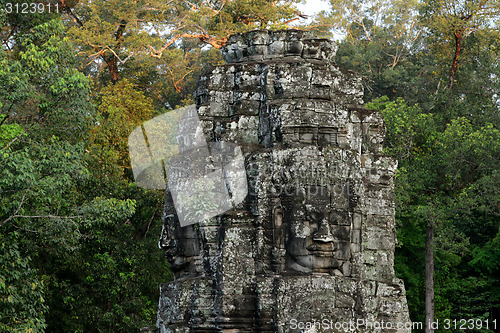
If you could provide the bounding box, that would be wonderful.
[312,218,335,243]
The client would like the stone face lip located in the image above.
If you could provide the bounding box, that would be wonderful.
[158,29,411,333]
[222,29,339,63]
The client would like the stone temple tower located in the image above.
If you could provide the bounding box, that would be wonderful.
[157,30,411,332]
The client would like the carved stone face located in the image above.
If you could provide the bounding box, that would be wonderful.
[159,191,200,276]
[162,223,199,272]
[284,185,351,274]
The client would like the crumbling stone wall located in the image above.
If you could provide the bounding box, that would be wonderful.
[157,29,410,333]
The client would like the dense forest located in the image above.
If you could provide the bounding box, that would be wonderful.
[0,0,499,332]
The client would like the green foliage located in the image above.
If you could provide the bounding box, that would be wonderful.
[1,16,169,333]
[471,227,500,274]
[1,19,93,142]
[39,187,167,333]
[437,118,500,192]
[367,97,436,162]
[420,0,500,58]
[0,116,24,147]
[317,0,423,101]
[0,138,89,250]
[64,0,303,107]
[370,94,500,330]
[90,79,154,171]
[0,235,47,333]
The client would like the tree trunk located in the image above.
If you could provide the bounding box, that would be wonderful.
[104,20,127,84]
[425,218,435,333]
[449,31,462,90]
[105,55,119,84]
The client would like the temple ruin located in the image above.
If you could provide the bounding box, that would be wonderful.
[157,29,410,333]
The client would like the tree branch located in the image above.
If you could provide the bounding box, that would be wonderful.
[115,20,128,41]
[148,35,181,58]
[1,189,29,227]
[148,28,228,58]
[136,210,157,240]
[104,46,134,64]
[59,0,84,27]
[167,67,195,92]
[0,114,8,128]
[11,215,81,219]
[283,17,300,25]
[1,121,37,151]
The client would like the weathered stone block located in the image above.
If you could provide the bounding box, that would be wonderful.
[230,99,260,116]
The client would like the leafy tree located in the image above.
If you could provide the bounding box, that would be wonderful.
[368,95,500,331]
[89,78,154,173]
[1,16,168,332]
[62,0,302,86]
[420,0,500,90]
[314,0,424,100]
[0,18,93,145]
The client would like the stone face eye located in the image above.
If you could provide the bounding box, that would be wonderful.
[307,209,322,221]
